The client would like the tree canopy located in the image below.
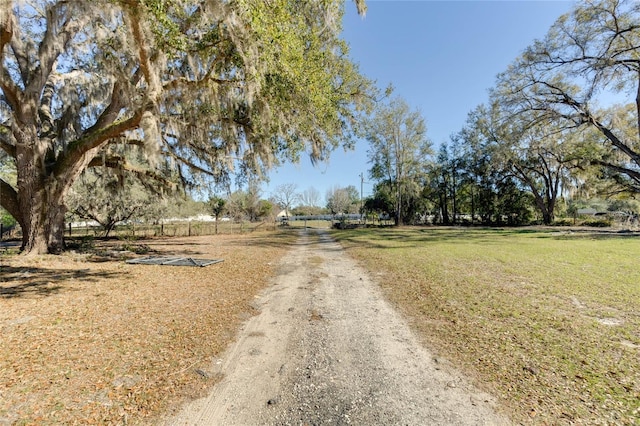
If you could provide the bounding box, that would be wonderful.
[0,0,373,254]
[495,0,640,193]
[326,185,359,215]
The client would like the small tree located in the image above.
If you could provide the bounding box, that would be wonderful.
[226,191,247,227]
[66,171,166,237]
[326,185,359,215]
[257,199,274,221]
[364,185,394,221]
[208,196,226,234]
[299,186,323,210]
[272,183,299,218]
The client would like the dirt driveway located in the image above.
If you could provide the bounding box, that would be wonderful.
[166,229,509,425]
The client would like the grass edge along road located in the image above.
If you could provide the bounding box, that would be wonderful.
[332,227,640,425]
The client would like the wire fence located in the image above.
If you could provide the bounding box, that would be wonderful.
[0,221,279,243]
[0,215,392,244]
[67,220,278,238]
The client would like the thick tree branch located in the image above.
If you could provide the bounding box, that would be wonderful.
[50,80,129,172]
[0,67,21,113]
[529,80,640,167]
[0,11,20,102]
[9,38,30,84]
[0,125,16,157]
[54,105,148,176]
[38,81,56,138]
[588,115,640,167]
[56,106,77,138]
[86,82,128,136]
[0,8,13,49]
[0,177,20,221]
[592,158,640,184]
[123,3,160,99]
[87,155,176,189]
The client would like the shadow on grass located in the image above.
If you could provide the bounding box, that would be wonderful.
[0,265,124,299]
[542,229,640,240]
[331,227,516,249]
[330,226,640,249]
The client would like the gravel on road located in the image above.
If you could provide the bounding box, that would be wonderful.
[166,229,509,426]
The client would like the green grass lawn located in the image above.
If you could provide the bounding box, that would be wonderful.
[332,227,640,425]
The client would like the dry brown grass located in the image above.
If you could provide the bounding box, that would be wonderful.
[0,231,295,425]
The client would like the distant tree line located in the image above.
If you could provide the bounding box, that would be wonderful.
[362,0,640,227]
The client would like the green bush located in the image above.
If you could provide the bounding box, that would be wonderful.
[553,218,574,226]
[582,218,612,227]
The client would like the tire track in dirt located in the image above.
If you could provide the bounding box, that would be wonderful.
[166,229,509,425]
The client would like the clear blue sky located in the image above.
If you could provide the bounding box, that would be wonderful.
[263,0,574,204]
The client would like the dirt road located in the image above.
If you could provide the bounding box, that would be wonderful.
[166,229,509,425]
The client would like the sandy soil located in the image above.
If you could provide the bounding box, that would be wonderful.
[165,229,509,425]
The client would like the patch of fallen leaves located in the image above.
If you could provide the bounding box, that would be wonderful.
[0,231,294,425]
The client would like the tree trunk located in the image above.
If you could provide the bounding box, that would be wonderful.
[533,195,554,225]
[439,183,450,226]
[15,132,85,255]
[15,134,49,254]
[18,179,68,255]
[47,203,67,252]
[396,187,402,226]
[103,221,118,238]
[470,186,476,225]
[451,168,457,225]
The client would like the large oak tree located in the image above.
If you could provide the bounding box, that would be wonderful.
[0,0,372,254]
[495,0,640,194]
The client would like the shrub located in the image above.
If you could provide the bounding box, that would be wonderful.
[582,218,612,227]
[1,209,16,227]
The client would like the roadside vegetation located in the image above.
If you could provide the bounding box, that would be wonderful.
[332,226,640,425]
